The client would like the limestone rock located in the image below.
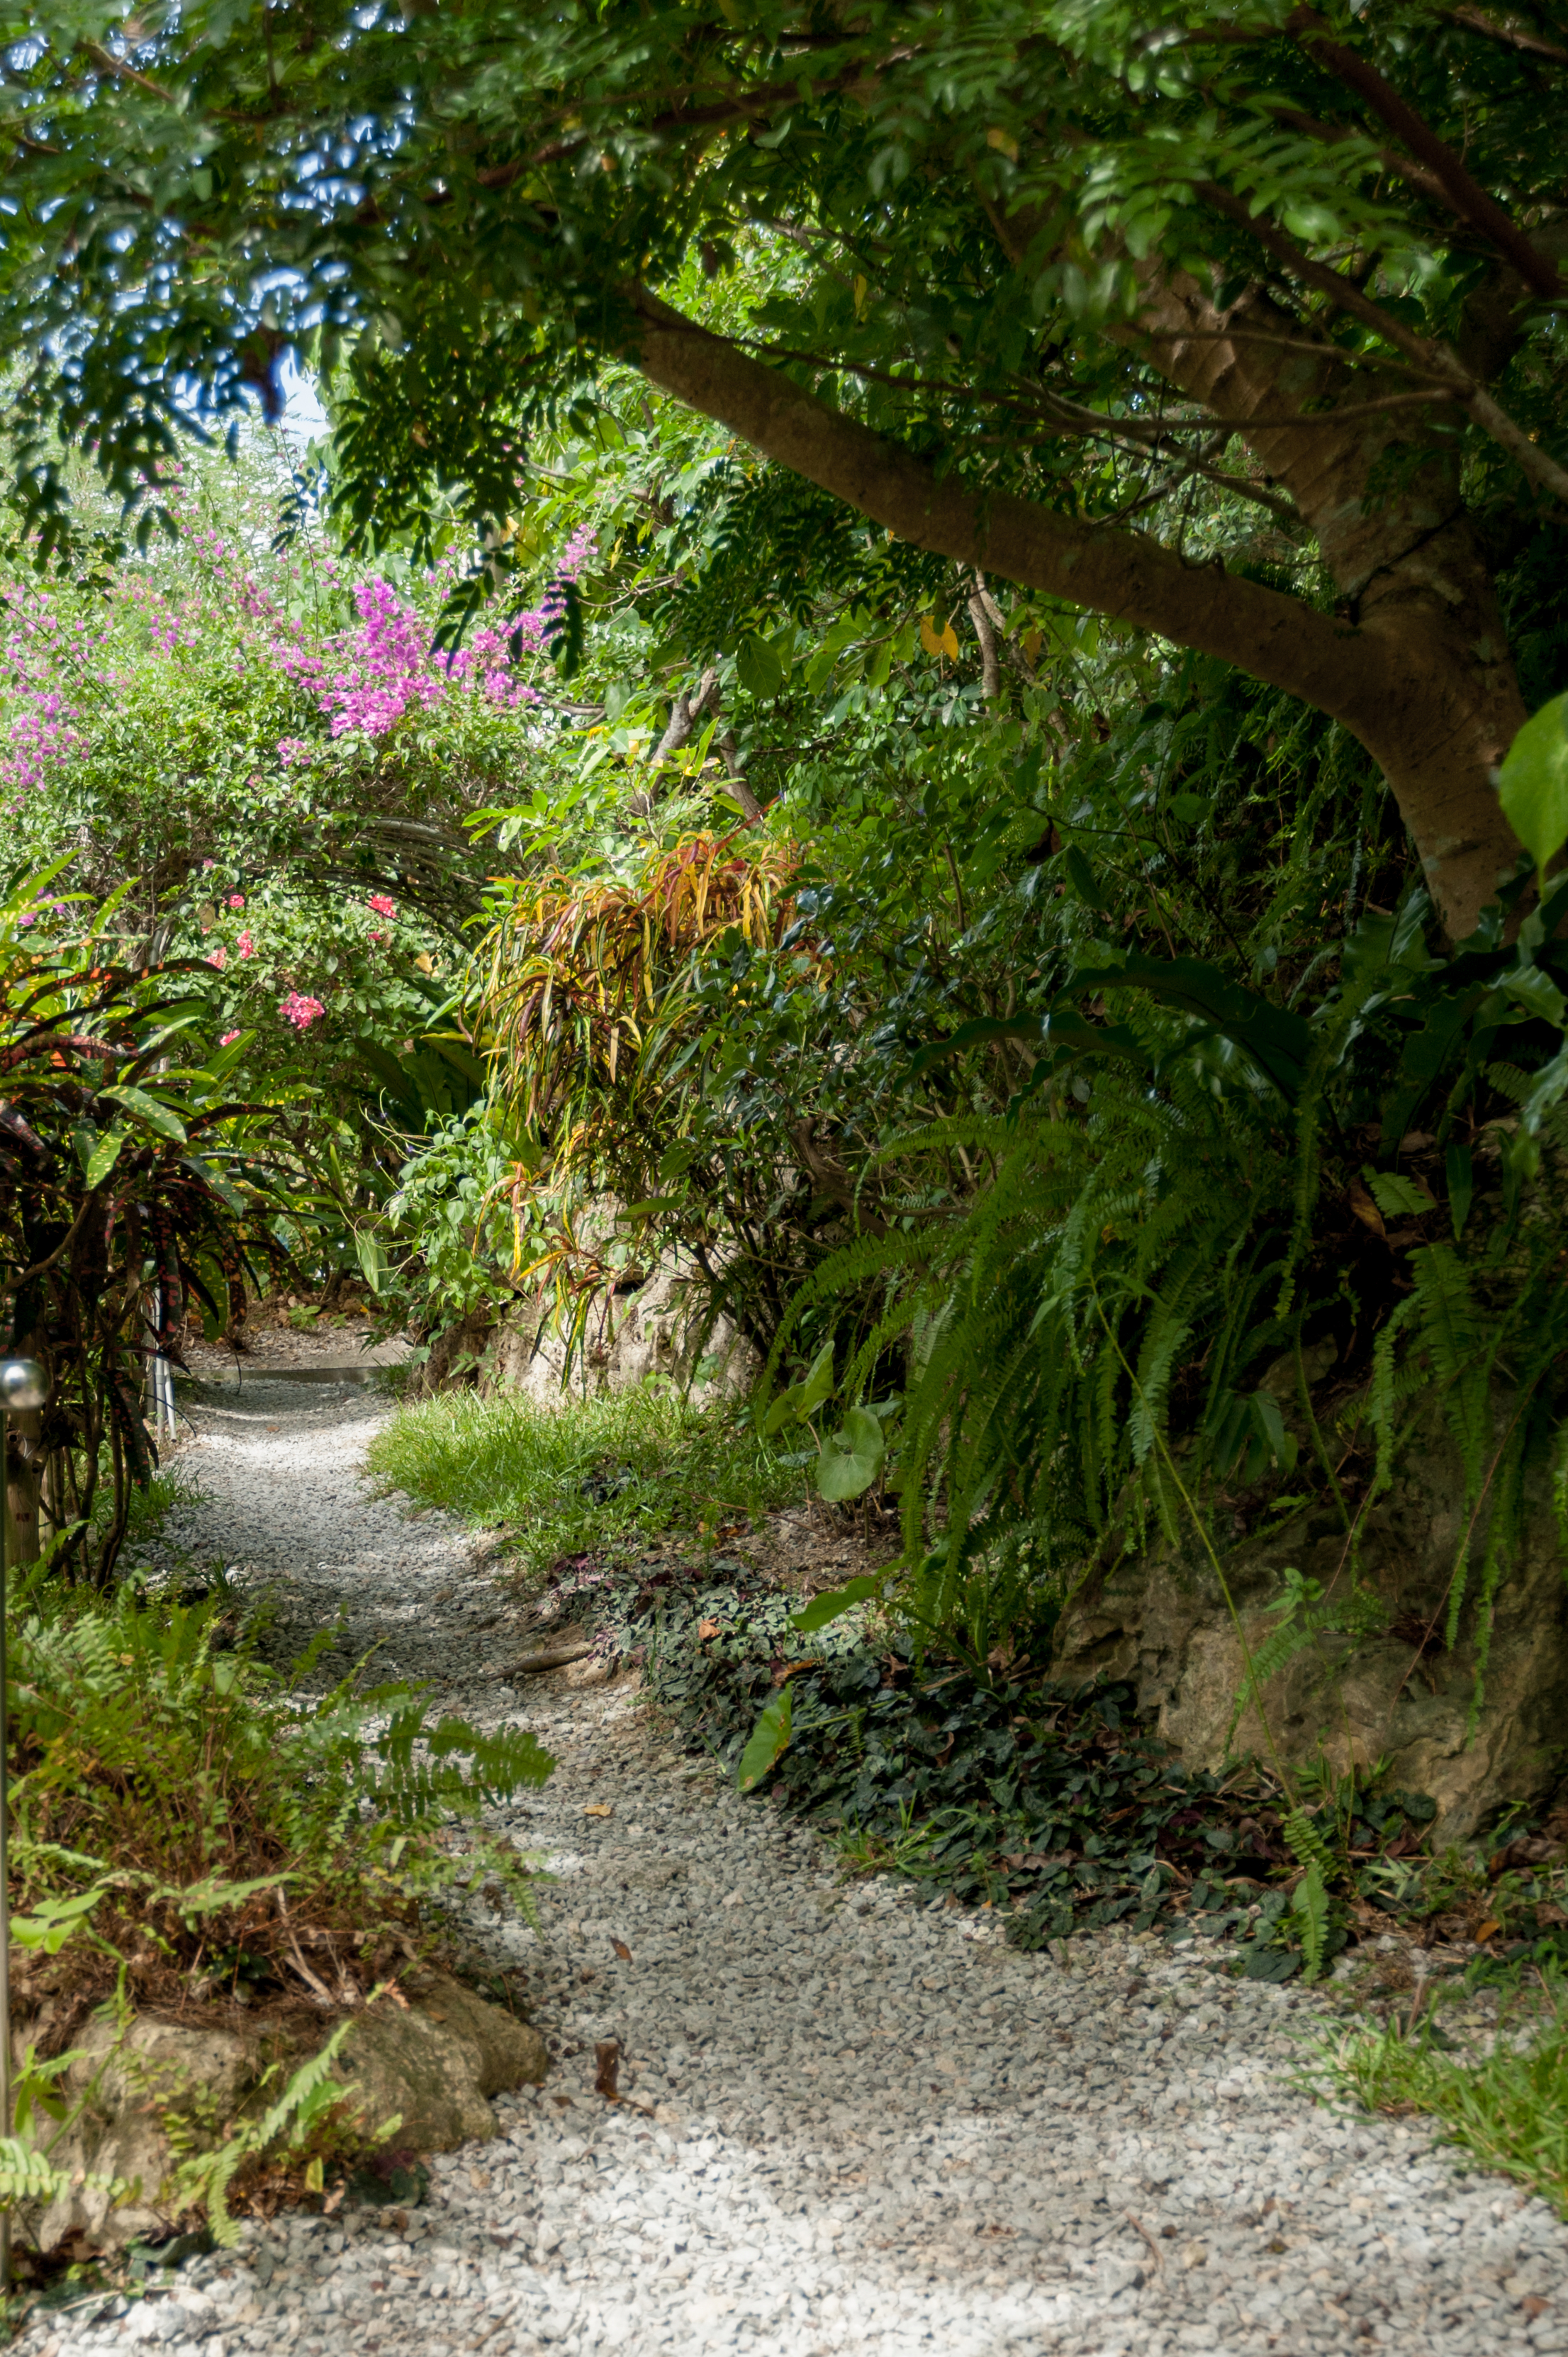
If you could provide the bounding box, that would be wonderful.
[330,1971,547,2151]
[20,1972,547,2256]
[1055,1396,1568,1841]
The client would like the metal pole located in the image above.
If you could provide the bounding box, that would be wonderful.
[0,1358,47,2300]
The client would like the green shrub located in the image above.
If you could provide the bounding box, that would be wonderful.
[8,1573,553,2029]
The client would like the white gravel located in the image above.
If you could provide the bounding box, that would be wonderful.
[26,1378,1568,2356]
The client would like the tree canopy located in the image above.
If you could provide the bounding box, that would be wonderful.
[6,0,1567,932]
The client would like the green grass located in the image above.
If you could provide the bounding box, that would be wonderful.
[1313,1979,1568,2216]
[363,1380,806,1573]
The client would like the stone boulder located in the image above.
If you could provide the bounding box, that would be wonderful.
[330,1970,548,2151]
[22,1971,547,2255]
[1055,1395,1568,1843]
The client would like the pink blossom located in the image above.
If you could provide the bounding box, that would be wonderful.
[220,1030,241,1046]
[228,893,245,910]
[237,931,255,959]
[207,947,228,970]
[279,991,325,1032]
[276,737,313,766]
[369,928,386,945]
[202,859,215,871]
[18,913,33,928]
[367,893,397,919]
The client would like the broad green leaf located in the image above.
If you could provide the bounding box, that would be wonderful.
[793,1572,882,1632]
[736,633,785,698]
[1498,692,1568,874]
[763,1383,806,1437]
[355,1228,388,1294]
[181,1153,248,1214]
[99,1083,186,1143]
[83,1125,127,1186]
[797,1339,835,1417]
[1499,962,1567,1025]
[817,1404,885,1500]
[737,1687,791,1791]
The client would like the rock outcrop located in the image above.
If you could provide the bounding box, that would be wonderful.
[1055,1395,1568,1842]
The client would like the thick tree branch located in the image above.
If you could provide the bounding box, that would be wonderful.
[1287,8,1563,297]
[625,287,1376,723]
[1445,5,1568,63]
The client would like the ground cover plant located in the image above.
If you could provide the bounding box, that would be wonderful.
[371,1384,1440,1977]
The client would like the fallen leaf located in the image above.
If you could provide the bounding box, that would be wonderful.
[1474,1917,1502,1944]
[595,2040,621,2100]
[612,1938,632,1962]
[469,2168,490,2191]
[583,1803,613,1818]
[550,2095,573,2109]
[697,1619,720,1640]
[1347,1178,1386,1236]
[1523,2296,1550,2319]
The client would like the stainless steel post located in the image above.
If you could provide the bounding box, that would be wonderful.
[0,1358,47,2298]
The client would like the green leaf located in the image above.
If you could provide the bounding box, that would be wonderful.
[99,1083,187,1144]
[793,1572,882,1632]
[181,1153,248,1214]
[817,1403,885,1500]
[1063,845,1106,910]
[355,1228,388,1295]
[737,1686,791,1791]
[735,634,785,699]
[1499,962,1567,1025]
[1069,954,1312,1100]
[1367,1171,1434,1218]
[1498,692,1568,874]
[83,1125,127,1186]
[797,1339,836,1417]
[1445,1142,1474,1237]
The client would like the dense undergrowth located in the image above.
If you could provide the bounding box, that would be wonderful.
[0,1561,551,2256]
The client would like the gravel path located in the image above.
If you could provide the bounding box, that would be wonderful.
[24,1380,1568,2357]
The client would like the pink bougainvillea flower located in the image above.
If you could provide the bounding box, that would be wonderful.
[207,947,228,970]
[279,991,325,1032]
[202,860,215,871]
[17,913,34,927]
[237,931,255,959]
[220,1030,241,1047]
[368,927,386,945]
[228,893,245,910]
[367,893,397,920]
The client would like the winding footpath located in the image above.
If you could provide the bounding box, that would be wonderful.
[20,1373,1568,2357]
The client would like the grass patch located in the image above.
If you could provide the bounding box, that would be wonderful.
[1313,1983,1568,2217]
[364,1381,805,1573]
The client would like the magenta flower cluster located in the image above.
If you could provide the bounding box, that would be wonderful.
[272,528,598,750]
[279,991,326,1032]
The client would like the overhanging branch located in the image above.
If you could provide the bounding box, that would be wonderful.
[625,286,1384,732]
